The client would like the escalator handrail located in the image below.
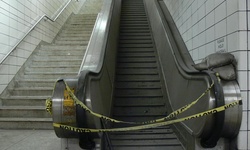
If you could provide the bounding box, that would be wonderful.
[78,0,114,75]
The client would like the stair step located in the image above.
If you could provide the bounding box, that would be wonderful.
[0,13,96,130]
[54,40,89,45]
[37,49,84,55]
[0,117,53,129]
[22,72,78,79]
[32,59,82,66]
[62,27,93,31]
[56,36,91,41]
[25,66,79,72]
[17,79,56,87]
[0,106,49,118]
[9,87,53,96]
[1,96,49,106]
[33,54,84,60]
[61,30,92,35]
[40,45,86,50]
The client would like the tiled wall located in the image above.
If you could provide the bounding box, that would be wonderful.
[0,0,86,94]
[163,0,249,149]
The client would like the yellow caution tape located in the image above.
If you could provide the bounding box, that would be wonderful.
[62,80,214,124]
[45,98,52,115]
[53,99,242,133]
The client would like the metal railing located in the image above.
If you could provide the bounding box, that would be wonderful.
[0,0,72,65]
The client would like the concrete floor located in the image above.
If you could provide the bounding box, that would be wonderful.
[0,130,61,150]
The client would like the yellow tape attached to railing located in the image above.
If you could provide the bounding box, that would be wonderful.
[62,80,214,124]
[53,100,241,133]
[46,79,242,133]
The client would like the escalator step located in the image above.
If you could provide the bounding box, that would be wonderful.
[119,48,154,52]
[113,106,167,117]
[110,0,183,149]
[119,40,152,44]
[117,63,157,68]
[116,75,160,82]
[115,89,162,97]
[116,69,158,75]
[115,82,161,89]
[117,57,156,63]
[114,97,165,107]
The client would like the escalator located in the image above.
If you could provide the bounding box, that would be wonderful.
[109,0,183,149]
[50,0,242,149]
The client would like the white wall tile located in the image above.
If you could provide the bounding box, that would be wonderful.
[206,26,215,43]
[249,91,250,111]
[240,111,248,130]
[0,75,8,84]
[239,31,247,50]
[205,41,215,56]
[198,18,205,33]
[238,0,247,11]
[240,91,247,111]
[237,131,248,150]
[192,48,199,61]
[226,0,238,16]
[233,51,248,70]
[205,10,215,29]
[0,85,6,94]
[249,52,250,70]
[198,32,206,47]
[214,0,225,8]
[227,32,238,52]
[215,2,226,23]
[0,33,9,46]
[227,13,238,34]
[198,45,206,59]
[192,23,199,37]
[186,40,193,51]
[215,19,227,39]
[248,111,250,130]
[0,23,9,35]
[205,0,215,14]
[239,12,247,30]
[193,35,199,49]
[192,11,198,26]
[198,4,205,21]
[248,131,250,150]
[237,71,248,90]
[0,65,8,74]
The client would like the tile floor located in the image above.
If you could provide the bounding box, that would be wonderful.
[0,129,101,150]
[0,130,61,150]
